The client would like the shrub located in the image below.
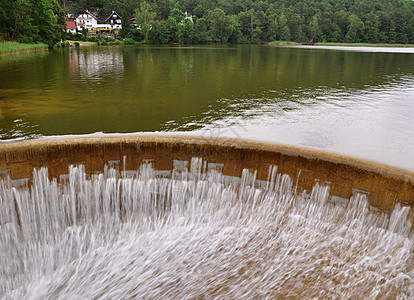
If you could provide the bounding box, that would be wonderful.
[109,39,122,45]
[123,38,135,45]
[88,37,98,42]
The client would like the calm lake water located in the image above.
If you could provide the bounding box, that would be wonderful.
[0,45,413,169]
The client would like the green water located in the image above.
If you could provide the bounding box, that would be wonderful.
[0,45,413,168]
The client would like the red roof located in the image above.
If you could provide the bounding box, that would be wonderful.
[66,21,76,30]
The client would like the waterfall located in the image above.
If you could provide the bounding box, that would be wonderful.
[0,158,413,299]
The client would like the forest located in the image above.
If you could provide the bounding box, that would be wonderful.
[1,0,414,46]
[0,0,65,47]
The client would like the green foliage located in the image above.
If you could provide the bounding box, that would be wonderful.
[88,36,98,42]
[177,22,195,44]
[308,15,322,43]
[170,8,186,24]
[135,2,157,40]
[130,28,144,42]
[119,10,131,38]
[194,18,210,44]
[207,8,241,43]
[158,17,178,43]
[109,39,122,45]
[5,0,410,45]
[193,5,206,19]
[80,27,88,41]
[279,13,291,42]
[267,15,279,42]
[123,38,135,44]
[0,0,64,47]
[346,14,365,43]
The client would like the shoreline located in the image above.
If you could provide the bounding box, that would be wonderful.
[63,40,414,49]
[0,47,49,57]
[0,42,48,56]
[267,41,414,53]
[268,41,414,48]
[285,44,414,53]
[65,40,98,47]
[315,42,414,48]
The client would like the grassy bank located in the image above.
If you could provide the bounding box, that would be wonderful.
[268,41,300,46]
[0,42,48,54]
[315,43,414,47]
[65,40,98,47]
[268,41,414,47]
[315,42,414,47]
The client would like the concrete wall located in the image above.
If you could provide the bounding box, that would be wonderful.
[0,135,413,211]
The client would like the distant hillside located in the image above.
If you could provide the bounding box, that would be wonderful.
[1,0,413,45]
[59,0,414,44]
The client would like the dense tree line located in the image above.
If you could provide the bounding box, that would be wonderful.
[63,0,414,44]
[1,0,414,45]
[0,0,65,46]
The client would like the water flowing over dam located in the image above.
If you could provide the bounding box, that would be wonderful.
[0,136,413,298]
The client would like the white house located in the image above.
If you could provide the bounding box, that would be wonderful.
[73,10,122,34]
[76,22,85,31]
[75,10,98,29]
[65,21,77,34]
[104,11,122,30]
[94,24,112,31]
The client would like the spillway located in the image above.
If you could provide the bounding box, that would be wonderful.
[0,136,413,298]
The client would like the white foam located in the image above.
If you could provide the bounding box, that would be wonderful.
[0,159,412,299]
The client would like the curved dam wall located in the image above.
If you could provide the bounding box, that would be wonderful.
[0,135,413,211]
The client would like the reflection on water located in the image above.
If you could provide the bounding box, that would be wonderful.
[0,45,413,168]
[72,47,124,80]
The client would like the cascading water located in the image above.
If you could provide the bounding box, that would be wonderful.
[0,158,413,299]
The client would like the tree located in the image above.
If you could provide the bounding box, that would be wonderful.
[7,0,411,45]
[251,10,266,41]
[279,13,291,41]
[194,18,209,43]
[308,14,322,42]
[135,1,157,41]
[32,0,65,47]
[388,20,397,43]
[170,8,186,24]
[119,10,131,38]
[238,10,254,40]
[14,0,38,43]
[178,21,195,43]
[365,15,380,43]
[208,8,241,43]
[267,15,279,42]
[330,24,343,42]
[345,14,365,43]
[0,0,17,40]
[193,5,205,19]
[158,17,178,43]
[0,0,63,46]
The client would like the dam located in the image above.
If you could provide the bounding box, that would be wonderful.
[0,136,413,298]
